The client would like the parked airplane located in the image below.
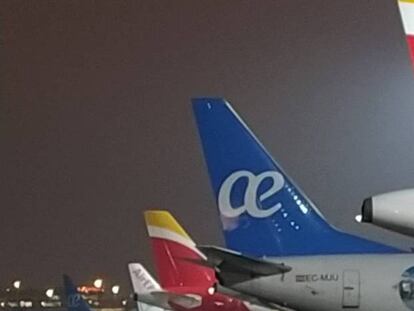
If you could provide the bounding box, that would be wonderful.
[191,98,414,311]
[128,210,281,311]
[398,0,414,69]
[63,275,92,311]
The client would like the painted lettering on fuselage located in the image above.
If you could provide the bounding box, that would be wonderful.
[295,273,339,283]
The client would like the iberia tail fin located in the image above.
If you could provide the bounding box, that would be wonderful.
[144,210,215,288]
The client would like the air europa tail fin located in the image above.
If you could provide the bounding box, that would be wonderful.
[63,275,91,311]
[128,263,167,311]
[128,263,161,294]
[144,210,215,288]
[192,98,402,256]
[398,0,414,71]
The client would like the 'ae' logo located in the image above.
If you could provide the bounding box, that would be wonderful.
[218,170,285,218]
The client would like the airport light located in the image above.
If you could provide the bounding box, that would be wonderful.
[20,301,32,308]
[45,288,54,298]
[93,278,103,289]
[12,280,21,290]
[111,285,120,295]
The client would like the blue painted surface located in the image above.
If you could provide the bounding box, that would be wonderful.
[63,275,91,311]
[192,98,403,256]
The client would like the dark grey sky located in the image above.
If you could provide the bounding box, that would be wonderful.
[2,0,414,291]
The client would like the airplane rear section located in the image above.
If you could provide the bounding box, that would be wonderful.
[139,211,281,311]
[124,97,414,311]
[224,254,414,311]
[190,99,414,311]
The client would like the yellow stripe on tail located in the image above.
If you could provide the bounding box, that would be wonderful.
[144,210,191,240]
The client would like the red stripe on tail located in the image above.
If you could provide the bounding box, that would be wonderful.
[150,237,215,289]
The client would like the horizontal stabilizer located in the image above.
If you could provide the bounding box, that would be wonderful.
[151,291,202,309]
[198,245,292,277]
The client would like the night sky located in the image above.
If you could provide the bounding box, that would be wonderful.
[2,0,414,291]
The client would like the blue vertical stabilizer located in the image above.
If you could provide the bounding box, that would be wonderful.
[192,98,402,256]
[63,275,91,311]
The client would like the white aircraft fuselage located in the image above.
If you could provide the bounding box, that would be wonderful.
[226,253,414,311]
